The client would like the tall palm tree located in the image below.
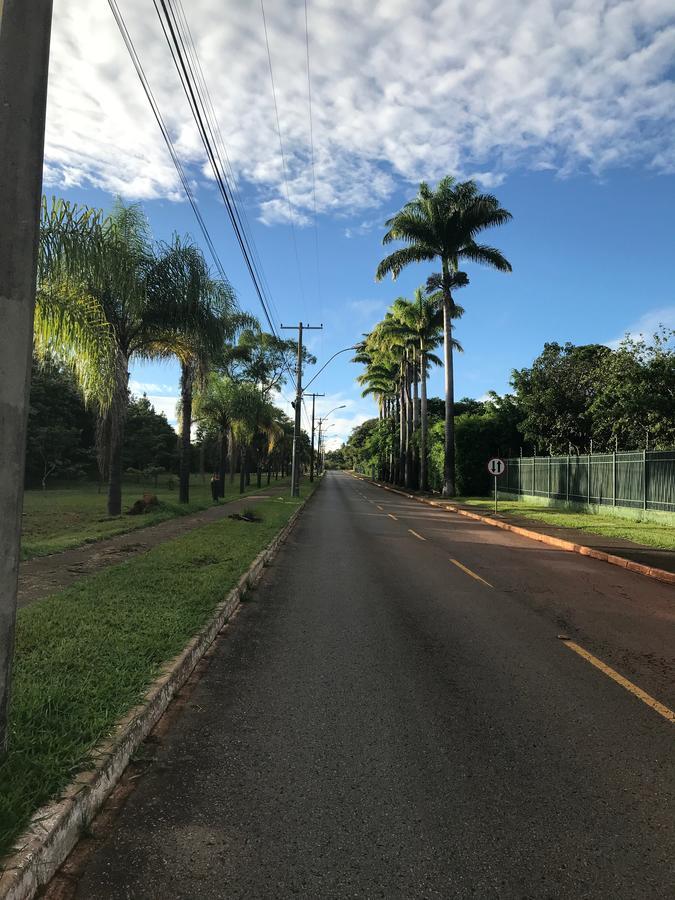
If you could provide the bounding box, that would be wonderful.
[388,290,446,491]
[147,237,252,504]
[194,374,237,496]
[39,198,162,515]
[376,177,512,496]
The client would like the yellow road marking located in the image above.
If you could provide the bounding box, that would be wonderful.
[376,505,383,511]
[449,558,493,588]
[559,639,675,725]
[388,513,398,521]
[408,529,426,541]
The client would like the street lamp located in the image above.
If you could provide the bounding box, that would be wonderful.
[318,423,336,473]
[317,410,344,476]
[311,404,345,483]
[304,346,357,392]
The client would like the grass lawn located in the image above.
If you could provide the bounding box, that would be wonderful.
[0,482,316,861]
[456,497,675,551]
[20,476,291,560]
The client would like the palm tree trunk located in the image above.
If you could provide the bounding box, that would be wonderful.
[399,363,406,486]
[404,360,413,489]
[179,361,193,504]
[420,344,428,492]
[218,429,227,497]
[239,446,246,494]
[442,289,456,497]
[229,427,236,486]
[411,353,419,489]
[107,358,129,517]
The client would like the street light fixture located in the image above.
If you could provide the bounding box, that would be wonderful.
[304,346,357,392]
[316,410,344,476]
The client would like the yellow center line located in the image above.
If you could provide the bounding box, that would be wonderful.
[408,529,426,541]
[388,513,398,521]
[559,639,675,725]
[376,505,384,511]
[449,558,493,588]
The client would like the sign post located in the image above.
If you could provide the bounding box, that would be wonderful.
[487,457,505,514]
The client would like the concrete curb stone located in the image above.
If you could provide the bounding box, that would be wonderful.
[353,474,675,587]
[0,487,316,900]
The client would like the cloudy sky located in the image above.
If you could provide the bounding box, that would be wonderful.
[45,0,675,447]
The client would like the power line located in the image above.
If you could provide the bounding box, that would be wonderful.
[111,0,299,393]
[259,0,307,317]
[171,0,283,330]
[157,0,302,395]
[108,0,229,285]
[303,0,322,332]
[152,0,283,346]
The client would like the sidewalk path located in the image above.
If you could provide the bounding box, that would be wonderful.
[18,481,293,608]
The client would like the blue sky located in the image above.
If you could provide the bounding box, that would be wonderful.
[45,0,675,447]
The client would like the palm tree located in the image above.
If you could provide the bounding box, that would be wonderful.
[388,290,446,491]
[39,198,161,515]
[376,177,512,496]
[194,374,238,497]
[147,237,252,504]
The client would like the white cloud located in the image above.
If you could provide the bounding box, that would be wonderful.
[143,394,180,426]
[129,380,176,396]
[348,298,388,322]
[606,305,675,348]
[45,1,675,220]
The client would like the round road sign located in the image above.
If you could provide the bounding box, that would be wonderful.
[487,457,505,477]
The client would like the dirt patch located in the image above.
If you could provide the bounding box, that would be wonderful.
[18,484,293,608]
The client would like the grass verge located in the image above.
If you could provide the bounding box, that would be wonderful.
[21,477,290,560]
[456,497,675,551]
[1,482,314,861]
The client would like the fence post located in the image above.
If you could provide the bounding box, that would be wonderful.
[612,451,616,507]
[547,455,551,499]
[566,455,570,503]
[587,454,591,506]
[643,449,647,511]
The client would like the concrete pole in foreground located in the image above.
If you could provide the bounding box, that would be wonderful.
[0,0,54,751]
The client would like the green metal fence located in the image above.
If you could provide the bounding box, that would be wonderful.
[497,450,675,512]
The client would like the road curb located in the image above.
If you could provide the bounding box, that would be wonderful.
[353,474,675,587]
[0,489,315,900]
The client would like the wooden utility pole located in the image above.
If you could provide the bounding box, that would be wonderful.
[281,322,322,497]
[306,393,324,482]
[0,0,54,750]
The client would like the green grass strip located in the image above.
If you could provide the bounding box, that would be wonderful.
[456,498,675,551]
[21,477,291,560]
[1,483,314,860]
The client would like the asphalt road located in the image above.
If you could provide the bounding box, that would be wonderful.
[74,471,674,899]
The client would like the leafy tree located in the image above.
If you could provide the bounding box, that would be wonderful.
[376,177,512,495]
[590,328,675,450]
[123,395,178,474]
[511,342,611,453]
[25,356,95,488]
[225,328,315,399]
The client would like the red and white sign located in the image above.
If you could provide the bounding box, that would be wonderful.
[487,457,505,477]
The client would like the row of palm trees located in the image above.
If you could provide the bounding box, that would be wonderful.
[364,177,513,495]
[36,197,297,515]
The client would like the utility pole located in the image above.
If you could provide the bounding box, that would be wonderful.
[317,419,323,476]
[306,392,324,482]
[0,0,54,750]
[281,322,322,497]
